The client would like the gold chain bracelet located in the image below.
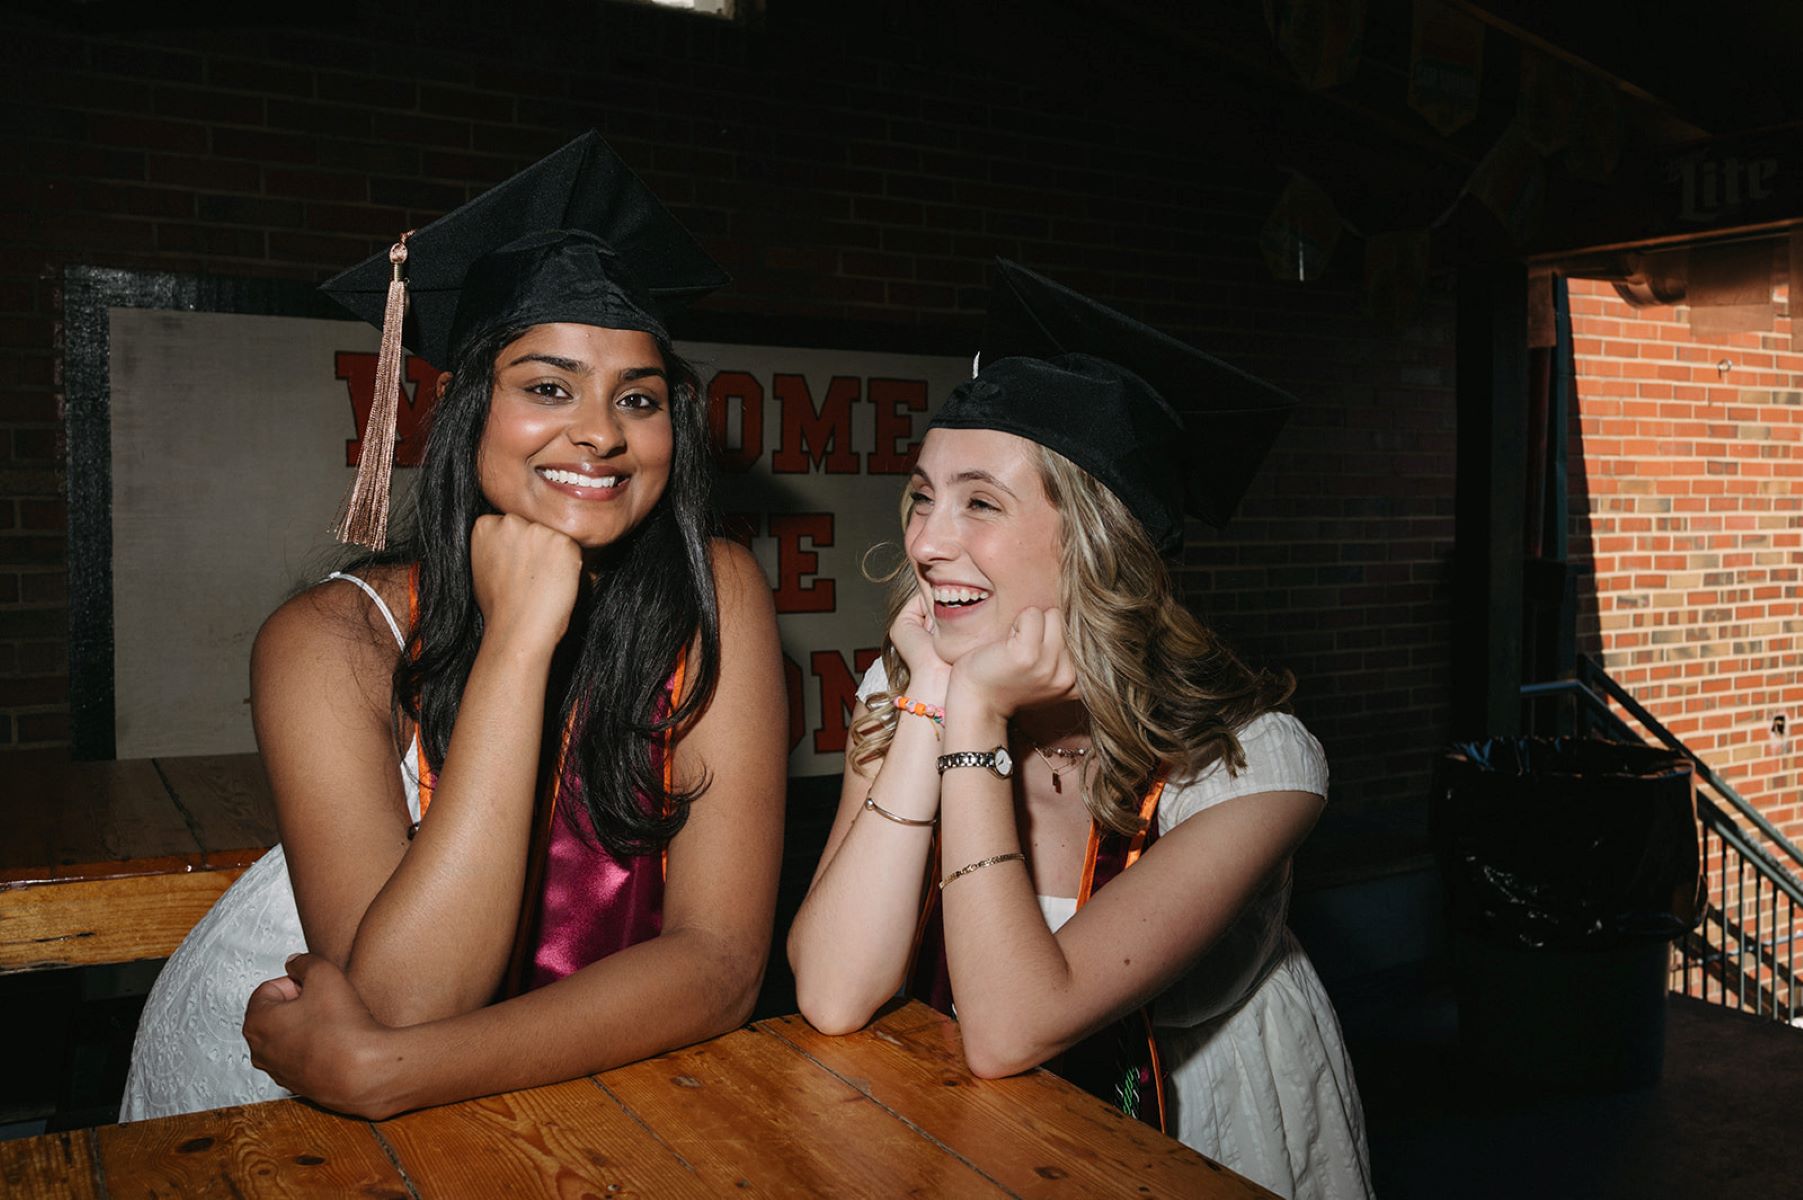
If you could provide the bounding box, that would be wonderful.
[939,851,1026,890]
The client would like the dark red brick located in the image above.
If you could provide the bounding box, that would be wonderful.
[317,71,416,111]
[18,570,64,604]
[18,500,64,531]
[206,57,314,98]
[0,605,65,636]
[267,99,375,139]
[83,114,208,155]
[41,212,155,252]
[267,230,376,264]
[213,127,318,165]
[156,223,267,258]
[0,390,55,423]
[146,154,263,193]
[16,710,69,744]
[197,194,304,227]
[266,32,374,72]
[0,676,65,706]
[368,176,469,212]
[154,84,265,126]
[318,139,422,175]
[89,43,203,83]
[16,640,64,675]
[372,113,472,149]
[418,84,514,123]
[304,202,410,237]
[265,168,369,203]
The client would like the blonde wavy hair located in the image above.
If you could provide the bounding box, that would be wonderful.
[850,443,1295,835]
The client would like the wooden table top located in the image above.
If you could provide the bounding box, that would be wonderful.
[0,1001,1276,1199]
[0,750,276,887]
[0,751,276,972]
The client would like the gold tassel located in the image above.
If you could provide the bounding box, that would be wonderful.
[335,234,412,550]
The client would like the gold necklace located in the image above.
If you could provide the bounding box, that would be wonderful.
[1027,739,1089,793]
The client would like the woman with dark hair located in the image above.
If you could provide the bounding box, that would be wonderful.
[121,134,785,1121]
[788,263,1370,1199]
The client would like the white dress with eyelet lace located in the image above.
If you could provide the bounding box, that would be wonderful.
[119,574,419,1122]
[860,661,1372,1200]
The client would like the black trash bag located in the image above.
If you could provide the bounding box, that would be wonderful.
[1432,737,1703,951]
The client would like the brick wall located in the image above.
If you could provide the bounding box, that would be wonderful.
[1568,276,1803,843]
[0,2,1456,845]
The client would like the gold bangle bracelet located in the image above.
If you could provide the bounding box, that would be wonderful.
[863,794,935,827]
[939,851,1026,890]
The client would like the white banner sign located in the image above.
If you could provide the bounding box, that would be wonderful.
[108,309,963,773]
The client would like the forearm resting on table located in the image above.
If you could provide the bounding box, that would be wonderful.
[349,925,764,1119]
[787,839,925,1033]
[342,633,554,1024]
[789,723,942,1033]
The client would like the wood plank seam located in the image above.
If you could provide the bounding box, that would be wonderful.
[586,1074,706,1177]
[754,1021,1023,1199]
[149,757,209,859]
[366,1120,426,1200]
[87,1123,108,1199]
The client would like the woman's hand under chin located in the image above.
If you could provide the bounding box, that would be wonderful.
[889,588,953,702]
[947,606,1079,721]
[470,512,584,652]
[243,954,406,1121]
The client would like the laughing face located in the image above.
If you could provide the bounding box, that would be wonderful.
[904,427,1064,663]
[476,323,675,552]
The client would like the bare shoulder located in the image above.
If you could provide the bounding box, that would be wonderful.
[707,538,772,614]
[695,539,780,692]
[253,564,412,718]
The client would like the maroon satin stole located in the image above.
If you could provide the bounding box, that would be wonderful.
[410,567,683,998]
[907,777,1169,1130]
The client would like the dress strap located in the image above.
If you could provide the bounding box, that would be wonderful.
[324,571,406,650]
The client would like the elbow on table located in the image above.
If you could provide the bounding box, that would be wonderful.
[716,967,762,1033]
[693,950,766,1039]
[793,980,883,1037]
[959,1024,1049,1080]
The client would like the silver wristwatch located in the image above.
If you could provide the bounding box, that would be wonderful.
[936,746,1014,779]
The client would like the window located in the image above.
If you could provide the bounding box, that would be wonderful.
[626,0,736,17]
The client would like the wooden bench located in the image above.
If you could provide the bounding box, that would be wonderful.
[0,750,275,974]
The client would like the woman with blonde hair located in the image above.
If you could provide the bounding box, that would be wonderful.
[787,262,1371,1200]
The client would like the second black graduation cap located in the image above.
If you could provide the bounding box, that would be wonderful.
[930,260,1298,555]
[321,130,729,372]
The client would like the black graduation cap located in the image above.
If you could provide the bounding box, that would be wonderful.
[322,130,728,371]
[930,260,1298,555]
[318,131,729,548]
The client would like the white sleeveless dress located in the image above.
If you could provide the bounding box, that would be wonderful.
[120,574,420,1122]
[859,662,1373,1200]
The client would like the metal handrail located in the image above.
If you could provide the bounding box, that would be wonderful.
[1521,667,1802,1023]
[1574,654,1803,877]
[1519,679,1803,907]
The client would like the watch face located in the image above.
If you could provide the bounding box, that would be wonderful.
[993,747,1013,777]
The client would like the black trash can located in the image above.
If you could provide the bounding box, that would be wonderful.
[1432,737,1702,1091]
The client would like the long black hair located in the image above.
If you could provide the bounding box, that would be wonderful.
[349,322,721,857]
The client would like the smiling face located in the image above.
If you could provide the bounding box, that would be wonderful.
[475,322,675,552]
[904,427,1065,663]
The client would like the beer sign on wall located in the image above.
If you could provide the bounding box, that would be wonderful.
[99,297,962,774]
